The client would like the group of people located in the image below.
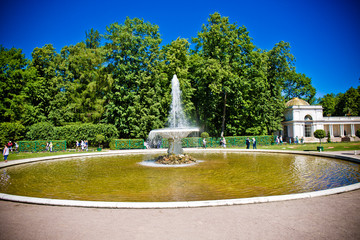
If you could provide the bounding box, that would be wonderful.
[288,136,304,144]
[75,140,89,151]
[246,137,257,149]
[201,137,257,149]
[275,136,283,145]
[45,142,53,152]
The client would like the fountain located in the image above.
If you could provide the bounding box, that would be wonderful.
[148,75,199,163]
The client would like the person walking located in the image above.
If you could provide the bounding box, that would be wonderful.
[49,142,53,152]
[202,138,207,149]
[252,138,257,149]
[3,145,9,162]
[246,138,250,149]
[222,137,226,148]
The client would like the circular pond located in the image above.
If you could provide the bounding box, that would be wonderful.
[1,151,360,203]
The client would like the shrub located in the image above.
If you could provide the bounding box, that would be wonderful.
[356,129,360,138]
[55,123,118,147]
[95,134,105,147]
[0,122,26,146]
[200,132,210,139]
[327,131,331,143]
[26,122,55,140]
[314,129,326,146]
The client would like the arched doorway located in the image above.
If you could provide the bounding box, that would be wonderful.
[304,115,313,137]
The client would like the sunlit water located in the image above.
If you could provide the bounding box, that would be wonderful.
[1,152,360,202]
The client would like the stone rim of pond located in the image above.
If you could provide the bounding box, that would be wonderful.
[1,149,360,209]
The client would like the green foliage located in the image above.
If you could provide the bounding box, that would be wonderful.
[103,17,164,138]
[111,139,145,149]
[55,123,118,147]
[356,129,360,138]
[26,123,117,147]
[327,131,331,143]
[95,134,105,147]
[0,13,321,139]
[26,122,55,140]
[318,86,360,116]
[19,140,66,152]
[314,129,326,146]
[283,71,316,103]
[201,132,210,138]
[0,46,28,123]
[0,122,26,146]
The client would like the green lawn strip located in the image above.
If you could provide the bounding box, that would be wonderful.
[2,142,360,162]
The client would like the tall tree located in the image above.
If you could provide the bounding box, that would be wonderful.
[28,44,70,125]
[59,41,108,123]
[85,28,101,49]
[192,12,254,136]
[0,46,28,122]
[283,70,316,103]
[103,17,163,138]
[318,93,337,116]
[160,38,196,126]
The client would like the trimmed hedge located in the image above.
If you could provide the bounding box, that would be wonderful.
[111,139,145,149]
[19,140,67,152]
[26,122,118,147]
[55,123,118,147]
[110,135,273,150]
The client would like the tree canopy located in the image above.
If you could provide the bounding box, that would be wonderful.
[0,12,322,139]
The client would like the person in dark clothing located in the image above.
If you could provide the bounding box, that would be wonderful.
[246,138,250,149]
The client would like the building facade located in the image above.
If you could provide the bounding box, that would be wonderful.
[281,98,360,143]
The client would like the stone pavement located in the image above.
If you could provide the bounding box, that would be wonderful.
[0,150,359,240]
[0,190,359,240]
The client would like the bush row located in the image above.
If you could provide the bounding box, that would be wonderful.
[109,135,273,150]
[18,140,67,152]
[1,122,118,148]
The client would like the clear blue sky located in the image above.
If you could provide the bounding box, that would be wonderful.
[1,0,359,97]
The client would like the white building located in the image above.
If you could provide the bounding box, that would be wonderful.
[281,98,360,143]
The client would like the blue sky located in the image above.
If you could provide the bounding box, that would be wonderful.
[1,0,359,97]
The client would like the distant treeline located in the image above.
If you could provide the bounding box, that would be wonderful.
[1,12,322,141]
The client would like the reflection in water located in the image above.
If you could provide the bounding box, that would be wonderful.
[1,152,359,202]
[0,170,10,191]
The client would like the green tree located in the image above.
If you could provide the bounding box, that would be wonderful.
[103,17,163,138]
[59,41,108,123]
[0,46,28,122]
[319,93,337,116]
[27,44,70,125]
[85,28,101,49]
[26,122,55,140]
[0,122,26,145]
[192,12,255,136]
[314,129,326,146]
[160,38,196,126]
[283,70,316,103]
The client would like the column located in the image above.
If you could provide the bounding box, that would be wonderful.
[329,124,334,137]
[340,124,345,137]
[351,124,355,136]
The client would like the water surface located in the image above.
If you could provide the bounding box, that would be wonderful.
[1,152,359,202]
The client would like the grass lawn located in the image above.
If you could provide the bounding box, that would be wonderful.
[3,148,102,162]
[260,141,360,151]
[2,142,360,162]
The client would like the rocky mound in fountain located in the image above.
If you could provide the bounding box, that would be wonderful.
[155,154,196,165]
